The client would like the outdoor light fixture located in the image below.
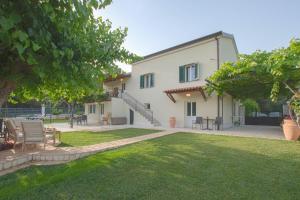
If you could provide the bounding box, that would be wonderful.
[186,93,191,97]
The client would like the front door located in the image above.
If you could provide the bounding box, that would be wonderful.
[113,87,119,97]
[121,83,126,93]
[184,101,196,128]
[129,109,134,125]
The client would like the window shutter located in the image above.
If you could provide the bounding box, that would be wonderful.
[192,102,196,116]
[179,66,185,83]
[194,64,199,79]
[140,75,144,88]
[150,74,154,87]
[187,102,191,116]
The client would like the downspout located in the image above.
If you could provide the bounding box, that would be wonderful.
[216,37,220,130]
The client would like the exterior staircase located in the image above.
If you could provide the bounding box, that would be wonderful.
[120,91,161,126]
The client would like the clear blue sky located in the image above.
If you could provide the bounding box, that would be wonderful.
[95,0,300,72]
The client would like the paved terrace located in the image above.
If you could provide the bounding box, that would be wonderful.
[51,123,284,140]
[0,124,284,175]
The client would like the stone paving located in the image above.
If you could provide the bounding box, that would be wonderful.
[171,125,285,140]
[0,129,176,176]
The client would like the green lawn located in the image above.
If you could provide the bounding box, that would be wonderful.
[0,133,300,200]
[58,128,161,147]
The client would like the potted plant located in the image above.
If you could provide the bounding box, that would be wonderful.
[283,93,300,140]
[169,117,176,128]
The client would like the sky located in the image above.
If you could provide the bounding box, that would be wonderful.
[94,0,300,72]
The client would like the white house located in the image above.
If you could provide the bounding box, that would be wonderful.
[85,31,244,129]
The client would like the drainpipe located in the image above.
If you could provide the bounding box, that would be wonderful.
[216,37,221,130]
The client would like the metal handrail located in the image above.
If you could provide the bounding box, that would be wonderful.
[121,91,154,123]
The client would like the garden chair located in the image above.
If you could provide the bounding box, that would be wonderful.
[5,119,24,149]
[102,112,111,125]
[192,117,204,129]
[212,117,223,130]
[21,121,46,151]
[82,115,87,125]
[75,115,82,125]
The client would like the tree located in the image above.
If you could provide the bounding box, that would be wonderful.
[0,0,138,107]
[242,99,260,116]
[206,39,300,125]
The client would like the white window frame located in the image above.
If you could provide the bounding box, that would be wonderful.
[89,104,96,114]
[100,103,104,115]
[142,73,154,88]
[183,63,198,82]
[186,64,197,82]
[186,101,196,117]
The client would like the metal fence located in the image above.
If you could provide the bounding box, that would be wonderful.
[0,107,84,118]
[0,108,41,118]
[245,117,283,126]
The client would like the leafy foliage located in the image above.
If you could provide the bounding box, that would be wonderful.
[242,99,260,116]
[207,39,300,117]
[0,0,138,106]
[290,98,300,116]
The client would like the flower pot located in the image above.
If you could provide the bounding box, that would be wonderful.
[169,117,176,128]
[282,119,300,141]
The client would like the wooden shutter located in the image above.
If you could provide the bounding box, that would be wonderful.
[194,64,199,79]
[179,66,185,83]
[192,102,196,116]
[140,75,144,88]
[187,102,191,116]
[150,73,154,87]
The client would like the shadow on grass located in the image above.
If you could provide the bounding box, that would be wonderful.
[57,142,73,147]
[0,133,299,200]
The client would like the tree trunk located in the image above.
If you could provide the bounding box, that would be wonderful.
[69,102,74,128]
[0,80,16,108]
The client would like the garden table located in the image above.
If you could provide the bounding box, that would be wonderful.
[203,117,214,130]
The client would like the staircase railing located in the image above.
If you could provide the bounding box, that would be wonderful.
[106,89,160,125]
[121,91,154,123]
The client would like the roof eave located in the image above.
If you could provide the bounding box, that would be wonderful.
[132,31,233,65]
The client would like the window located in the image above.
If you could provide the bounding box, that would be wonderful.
[179,63,199,83]
[140,73,154,89]
[144,103,150,109]
[186,102,196,116]
[100,104,104,115]
[89,104,96,114]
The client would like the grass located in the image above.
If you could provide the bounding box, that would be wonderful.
[58,128,161,147]
[43,118,69,124]
[0,133,300,200]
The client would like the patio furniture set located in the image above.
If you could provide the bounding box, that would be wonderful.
[192,116,223,130]
[72,114,88,125]
[0,118,61,151]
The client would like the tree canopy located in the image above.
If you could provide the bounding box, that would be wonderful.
[206,39,300,116]
[0,0,138,106]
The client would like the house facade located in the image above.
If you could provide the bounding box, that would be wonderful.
[85,31,244,129]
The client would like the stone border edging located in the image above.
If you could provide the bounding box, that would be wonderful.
[0,130,175,175]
